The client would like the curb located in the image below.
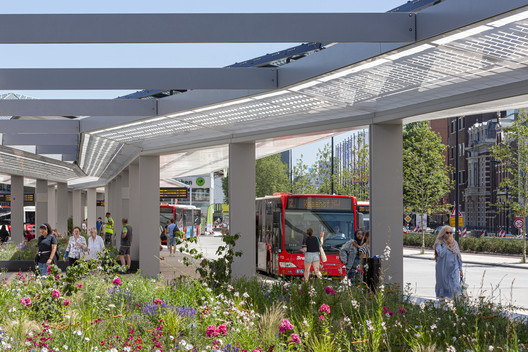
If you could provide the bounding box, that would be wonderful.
[403,254,528,270]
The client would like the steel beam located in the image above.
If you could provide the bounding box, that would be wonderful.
[0,13,415,44]
[0,120,79,134]
[0,99,156,116]
[36,145,78,155]
[2,134,78,146]
[0,68,277,90]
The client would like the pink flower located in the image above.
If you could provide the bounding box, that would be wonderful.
[325,286,336,296]
[319,315,326,321]
[389,311,394,316]
[20,297,31,306]
[63,299,70,306]
[318,304,331,314]
[206,325,218,337]
[289,333,301,344]
[56,274,60,280]
[52,289,60,298]
[217,324,227,335]
[279,319,294,333]
[76,283,83,289]
[382,306,389,315]
[47,266,52,274]
[399,308,406,315]
[112,277,121,285]
[154,299,162,305]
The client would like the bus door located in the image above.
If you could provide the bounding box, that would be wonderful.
[192,209,201,236]
[183,209,193,238]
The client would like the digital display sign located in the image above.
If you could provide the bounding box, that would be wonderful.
[160,188,188,199]
[160,206,174,213]
[96,200,105,207]
[286,197,353,211]
[0,194,34,204]
[358,206,369,213]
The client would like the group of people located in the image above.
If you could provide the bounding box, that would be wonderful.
[35,212,133,276]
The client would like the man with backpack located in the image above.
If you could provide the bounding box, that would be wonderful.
[166,218,179,257]
[339,229,363,282]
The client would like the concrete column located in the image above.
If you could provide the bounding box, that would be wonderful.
[35,179,48,231]
[87,188,97,230]
[56,182,68,236]
[10,175,24,244]
[81,191,87,221]
[370,123,403,287]
[129,164,140,261]
[48,185,56,229]
[121,169,130,220]
[72,189,82,229]
[104,185,110,215]
[67,190,73,220]
[229,142,256,278]
[139,155,160,277]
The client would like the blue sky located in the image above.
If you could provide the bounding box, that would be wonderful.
[0,0,405,164]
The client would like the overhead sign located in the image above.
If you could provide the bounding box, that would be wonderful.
[514,217,524,229]
[160,187,188,199]
[0,193,35,205]
[96,200,105,207]
[449,217,463,227]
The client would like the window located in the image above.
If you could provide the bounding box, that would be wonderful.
[451,120,456,134]
[459,116,465,130]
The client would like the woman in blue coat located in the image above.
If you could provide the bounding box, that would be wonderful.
[434,226,463,299]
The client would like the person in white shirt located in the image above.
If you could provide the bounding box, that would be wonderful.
[87,228,105,260]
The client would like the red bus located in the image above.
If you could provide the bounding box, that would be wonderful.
[256,194,359,277]
[160,203,201,241]
[0,206,36,236]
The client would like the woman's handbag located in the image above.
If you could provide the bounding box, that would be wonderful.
[319,245,327,263]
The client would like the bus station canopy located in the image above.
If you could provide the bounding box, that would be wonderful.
[0,0,527,187]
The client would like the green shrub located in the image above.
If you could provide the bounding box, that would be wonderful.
[404,233,524,254]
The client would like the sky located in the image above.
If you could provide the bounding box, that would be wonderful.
[0,0,406,165]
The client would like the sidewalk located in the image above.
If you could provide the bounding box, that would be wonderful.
[404,247,528,269]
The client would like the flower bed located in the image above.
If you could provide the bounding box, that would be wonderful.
[0,265,526,351]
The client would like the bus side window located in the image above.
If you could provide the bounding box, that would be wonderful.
[272,200,281,249]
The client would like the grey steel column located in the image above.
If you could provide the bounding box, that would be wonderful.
[72,189,82,228]
[113,175,123,247]
[229,142,256,278]
[129,163,140,261]
[139,155,160,277]
[35,179,48,232]
[121,168,130,219]
[48,185,56,229]
[87,188,97,230]
[56,182,68,236]
[10,175,24,244]
[67,190,73,220]
[370,123,403,287]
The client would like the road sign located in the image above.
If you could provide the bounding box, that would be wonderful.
[449,217,463,227]
[404,215,411,223]
[514,217,524,229]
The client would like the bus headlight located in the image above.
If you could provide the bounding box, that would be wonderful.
[279,262,297,268]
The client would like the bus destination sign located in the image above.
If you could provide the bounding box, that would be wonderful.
[160,187,188,199]
[286,197,352,211]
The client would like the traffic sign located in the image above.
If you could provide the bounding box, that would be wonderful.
[449,217,463,227]
[404,215,411,223]
[514,217,524,229]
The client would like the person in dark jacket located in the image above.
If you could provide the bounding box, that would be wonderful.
[301,227,324,281]
[0,225,9,243]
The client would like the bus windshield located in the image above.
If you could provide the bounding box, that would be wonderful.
[284,210,355,253]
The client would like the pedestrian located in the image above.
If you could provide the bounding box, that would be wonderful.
[81,219,88,234]
[301,227,324,281]
[0,225,9,242]
[96,217,103,234]
[104,212,114,246]
[339,230,363,282]
[166,218,178,257]
[52,228,62,239]
[434,226,463,299]
[119,217,133,272]
[24,230,35,242]
[359,231,370,259]
[36,223,57,276]
[87,227,105,260]
[65,226,87,266]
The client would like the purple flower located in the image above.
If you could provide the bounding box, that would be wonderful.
[279,319,294,333]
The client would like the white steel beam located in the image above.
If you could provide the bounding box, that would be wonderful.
[0,13,415,44]
[0,68,277,90]
[0,120,79,134]
[2,134,78,146]
[0,99,156,116]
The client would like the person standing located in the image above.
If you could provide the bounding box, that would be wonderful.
[119,217,133,272]
[104,212,114,246]
[340,230,363,281]
[36,223,57,276]
[81,219,88,234]
[434,226,463,299]
[96,217,103,235]
[301,228,324,282]
[359,231,370,259]
[87,227,105,260]
[166,218,178,257]
[65,226,87,266]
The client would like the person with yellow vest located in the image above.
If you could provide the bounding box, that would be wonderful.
[104,212,114,246]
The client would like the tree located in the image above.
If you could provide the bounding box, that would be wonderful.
[403,121,451,254]
[221,153,291,202]
[335,132,369,200]
[291,155,318,194]
[491,110,528,263]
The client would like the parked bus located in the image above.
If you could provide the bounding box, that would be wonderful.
[160,203,201,240]
[256,193,360,277]
[357,201,370,230]
[0,206,36,236]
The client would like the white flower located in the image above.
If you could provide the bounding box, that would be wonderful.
[446,346,456,352]
[202,282,208,287]
[351,300,359,309]
[124,347,131,352]
[431,324,437,330]
[63,346,68,350]
[11,321,18,325]
[85,337,90,341]
[234,292,239,297]
[75,330,82,336]
[366,320,374,331]
[489,346,494,351]
[243,292,250,298]
[108,304,116,308]
[282,305,288,309]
